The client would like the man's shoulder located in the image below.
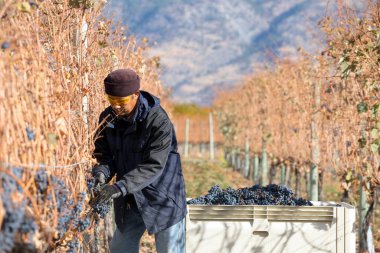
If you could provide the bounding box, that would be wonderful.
[147,105,168,119]
[145,105,174,126]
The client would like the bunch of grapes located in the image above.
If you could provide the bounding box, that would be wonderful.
[91,200,111,218]
[187,184,313,206]
[55,191,92,238]
[0,168,36,252]
[74,217,91,232]
[0,166,96,252]
[86,177,112,218]
[0,194,26,252]
[34,170,48,194]
[66,238,80,253]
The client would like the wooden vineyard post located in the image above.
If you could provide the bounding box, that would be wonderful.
[261,138,268,186]
[185,118,189,158]
[295,164,301,198]
[236,153,241,172]
[280,163,286,185]
[253,154,259,183]
[94,217,102,252]
[231,148,236,170]
[310,81,320,201]
[244,136,250,178]
[209,112,214,160]
[359,177,369,252]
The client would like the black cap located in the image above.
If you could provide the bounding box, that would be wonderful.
[104,68,140,97]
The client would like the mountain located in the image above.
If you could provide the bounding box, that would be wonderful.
[103,0,360,105]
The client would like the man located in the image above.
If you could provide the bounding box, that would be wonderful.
[92,68,187,253]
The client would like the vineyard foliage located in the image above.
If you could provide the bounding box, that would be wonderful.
[0,0,165,251]
[215,0,380,197]
[214,1,380,250]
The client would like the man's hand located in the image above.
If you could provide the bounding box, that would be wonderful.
[92,184,122,206]
[94,172,106,188]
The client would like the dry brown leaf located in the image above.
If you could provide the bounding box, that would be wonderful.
[55,117,68,136]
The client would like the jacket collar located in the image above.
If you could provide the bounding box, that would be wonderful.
[107,91,160,133]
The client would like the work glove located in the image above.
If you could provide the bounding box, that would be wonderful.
[92,184,122,206]
[94,172,106,188]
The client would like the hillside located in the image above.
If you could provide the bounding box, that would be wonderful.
[104,0,363,105]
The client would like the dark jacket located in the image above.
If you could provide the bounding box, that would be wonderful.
[92,91,187,234]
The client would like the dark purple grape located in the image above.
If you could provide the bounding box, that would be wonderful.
[73,217,91,232]
[1,41,10,50]
[34,170,48,193]
[66,238,80,253]
[92,201,111,218]
[187,184,313,206]
[25,127,35,141]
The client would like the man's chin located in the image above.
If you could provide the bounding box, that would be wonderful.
[115,111,131,117]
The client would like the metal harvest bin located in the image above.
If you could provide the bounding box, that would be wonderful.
[185,202,355,253]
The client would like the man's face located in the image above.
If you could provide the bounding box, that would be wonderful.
[107,92,139,116]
